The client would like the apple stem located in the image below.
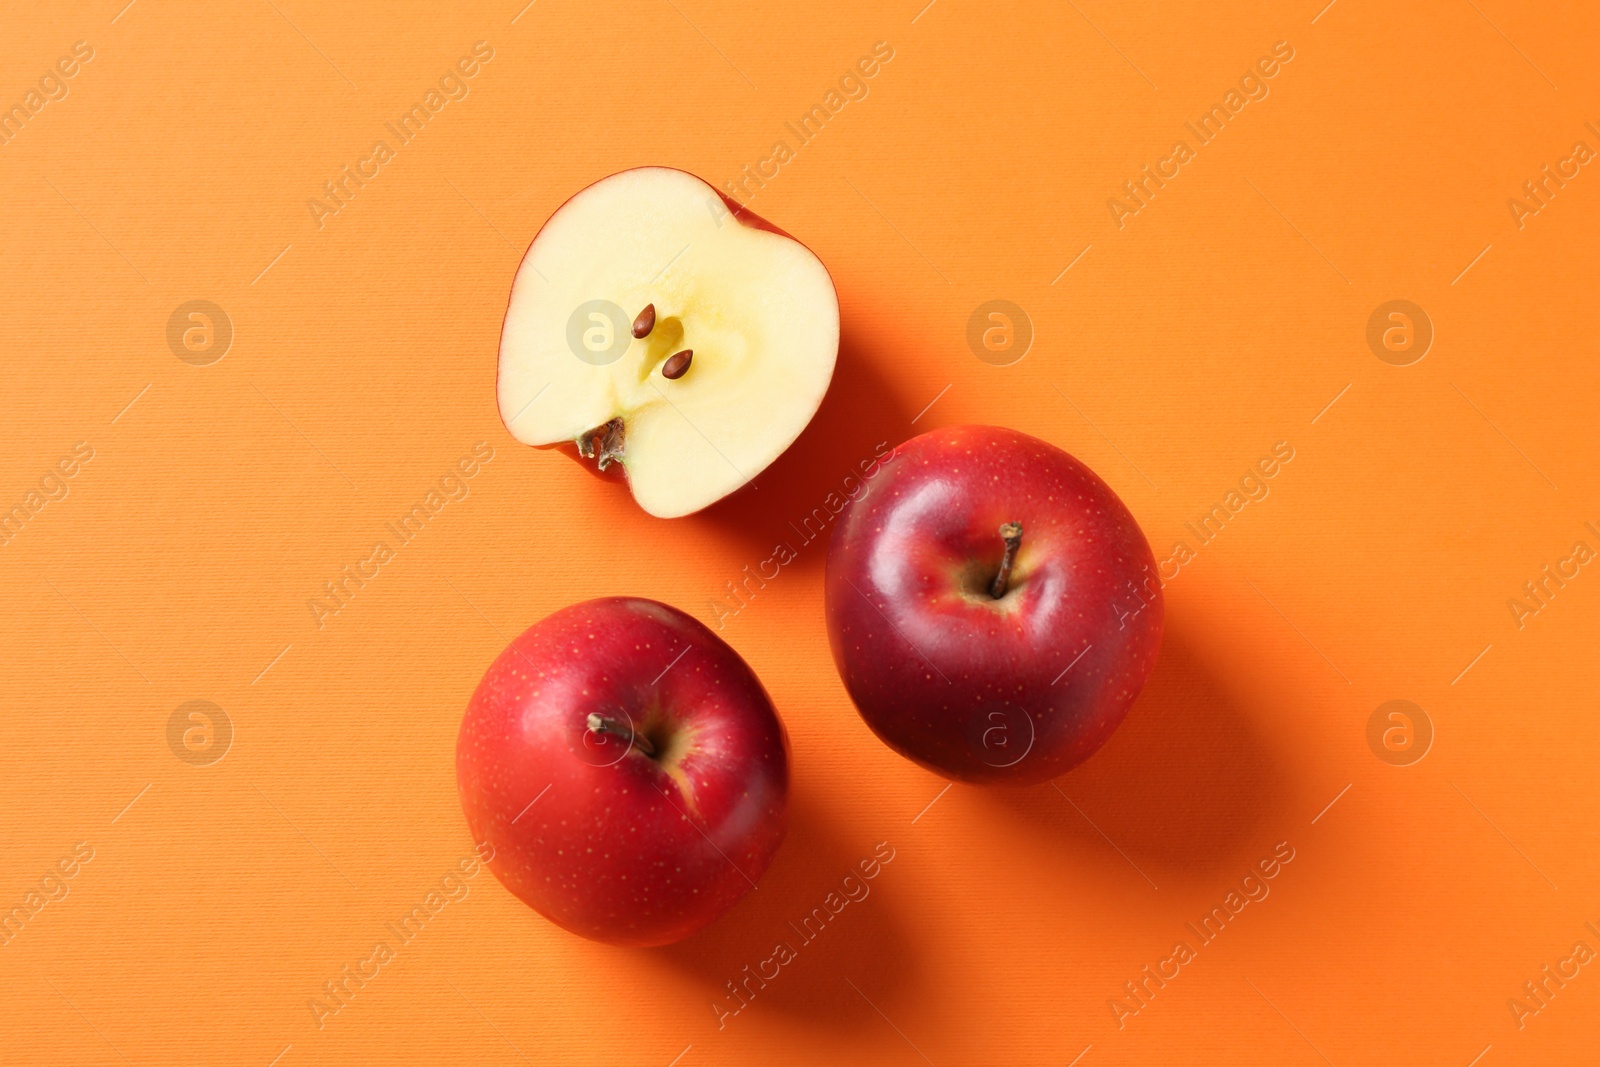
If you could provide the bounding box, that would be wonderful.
[990,522,1023,599]
[585,712,655,758]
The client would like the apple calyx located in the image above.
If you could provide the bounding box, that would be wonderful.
[585,712,657,758]
[576,418,626,471]
[990,521,1023,599]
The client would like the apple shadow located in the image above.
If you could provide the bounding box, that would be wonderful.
[687,322,911,564]
[644,785,918,1033]
[974,618,1291,889]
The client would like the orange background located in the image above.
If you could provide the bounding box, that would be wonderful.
[3,1,1598,1064]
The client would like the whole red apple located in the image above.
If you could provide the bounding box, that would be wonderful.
[456,597,789,946]
[825,425,1163,785]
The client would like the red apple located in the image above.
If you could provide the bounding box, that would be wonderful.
[456,597,789,945]
[825,425,1163,785]
[498,167,840,517]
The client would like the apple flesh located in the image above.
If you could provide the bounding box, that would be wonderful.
[456,597,789,946]
[498,167,840,518]
[824,426,1163,785]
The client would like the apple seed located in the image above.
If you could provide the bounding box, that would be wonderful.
[631,303,656,339]
[661,349,693,380]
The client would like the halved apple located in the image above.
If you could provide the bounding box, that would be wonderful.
[498,167,840,518]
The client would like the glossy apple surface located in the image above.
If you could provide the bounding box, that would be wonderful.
[456,597,789,945]
[825,426,1163,785]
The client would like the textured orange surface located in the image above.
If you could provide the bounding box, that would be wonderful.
[3,2,1598,1064]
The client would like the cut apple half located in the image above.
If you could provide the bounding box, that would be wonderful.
[498,167,840,518]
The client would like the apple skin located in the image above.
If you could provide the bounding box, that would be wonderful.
[456,597,789,946]
[824,426,1163,785]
